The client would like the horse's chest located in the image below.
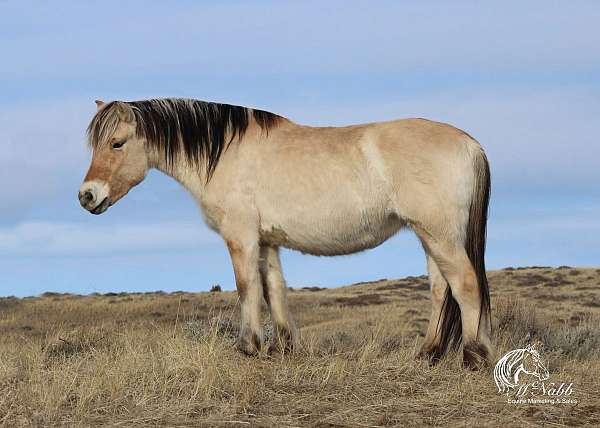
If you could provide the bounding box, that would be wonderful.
[198,202,226,233]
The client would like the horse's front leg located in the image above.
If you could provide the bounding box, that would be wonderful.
[225,237,263,355]
[259,245,299,353]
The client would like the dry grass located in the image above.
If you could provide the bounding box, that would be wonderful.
[1,267,599,427]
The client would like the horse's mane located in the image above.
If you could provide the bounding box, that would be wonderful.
[87,98,281,179]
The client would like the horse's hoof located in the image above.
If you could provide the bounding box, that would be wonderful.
[237,331,262,356]
[268,325,298,355]
[463,341,491,370]
[417,344,443,365]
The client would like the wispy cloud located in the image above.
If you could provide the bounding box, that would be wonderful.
[2,1,599,81]
[0,221,219,257]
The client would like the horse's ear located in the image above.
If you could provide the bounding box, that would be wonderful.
[115,102,135,123]
[95,100,106,110]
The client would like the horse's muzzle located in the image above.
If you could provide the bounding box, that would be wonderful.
[79,189,111,215]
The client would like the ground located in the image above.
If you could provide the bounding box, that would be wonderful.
[1,267,599,427]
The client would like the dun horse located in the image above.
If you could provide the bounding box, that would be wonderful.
[79,98,492,367]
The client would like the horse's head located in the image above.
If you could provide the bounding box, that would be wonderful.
[521,344,549,381]
[79,100,149,215]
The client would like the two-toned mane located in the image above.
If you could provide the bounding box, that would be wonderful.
[87,99,281,178]
[79,97,493,367]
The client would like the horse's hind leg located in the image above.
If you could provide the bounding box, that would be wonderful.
[259,245,298,353]
[417,255,449,363]
[419,235,492,368]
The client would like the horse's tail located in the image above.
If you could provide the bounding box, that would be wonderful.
[437,144,491,354]
[466,148,492,339]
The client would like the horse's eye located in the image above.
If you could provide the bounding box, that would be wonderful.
[112,140,126,149]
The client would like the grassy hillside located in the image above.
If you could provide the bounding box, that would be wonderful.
[1,267,599,426]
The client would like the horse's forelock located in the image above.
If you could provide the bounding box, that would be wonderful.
[87,101,121,149]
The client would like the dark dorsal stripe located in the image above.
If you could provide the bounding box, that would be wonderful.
[88,98,281,179]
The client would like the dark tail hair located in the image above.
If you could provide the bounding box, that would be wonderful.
[437,148,491,355]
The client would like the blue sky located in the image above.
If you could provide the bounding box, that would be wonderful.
[1,1,599,297]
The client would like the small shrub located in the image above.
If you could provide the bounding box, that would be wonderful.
[494,298,600,360]
[302,286,326,292]
[43,328,107,365]
[183,316,238,342]
[318,330,356,354]
[41,292,63,298]
[0,297,20,309]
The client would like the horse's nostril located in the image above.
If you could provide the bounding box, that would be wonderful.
[79,190,95,206]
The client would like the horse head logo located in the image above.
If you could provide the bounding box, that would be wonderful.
[494,344,550,394]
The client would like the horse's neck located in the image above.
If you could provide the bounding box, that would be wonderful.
[152,155,206,200]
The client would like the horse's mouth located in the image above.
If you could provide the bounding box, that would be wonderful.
[90,197,111,215]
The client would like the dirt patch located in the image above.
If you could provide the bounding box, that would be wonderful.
[322,293,389,307]
[546,276,575,287]
[516,273,549,287]
[536,293,571,302]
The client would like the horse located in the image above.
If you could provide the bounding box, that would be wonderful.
[494,345,550,394]
[79,98,492,368]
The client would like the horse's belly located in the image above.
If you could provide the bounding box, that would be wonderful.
[260,210,404,256]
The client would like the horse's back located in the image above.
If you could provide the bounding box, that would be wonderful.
[259,117,480,214]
